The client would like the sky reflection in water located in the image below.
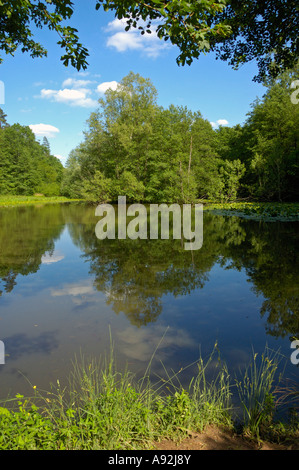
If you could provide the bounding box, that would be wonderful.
[0,203,298,400]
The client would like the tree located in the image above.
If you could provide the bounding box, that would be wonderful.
[81,170,113,203]
[62,72,249,203]
[0,0,89,70]
[95,0,231,67]
[211,0,299,82]
[42,136,51,153]
[64,72,158,202]
[218,159,246,202]
[0,107,9,129]
[0,122,64,196]
[1,1,297,81]
[242,67,299,201]
[63,69,299,204]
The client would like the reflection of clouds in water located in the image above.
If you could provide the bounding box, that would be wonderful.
[51,280,96,305]
[117,325,196,363]
[41,251,64,264]
[225,348,253,372]
[2,331,59,361]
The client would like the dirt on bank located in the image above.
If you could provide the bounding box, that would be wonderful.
[153,425,299,450]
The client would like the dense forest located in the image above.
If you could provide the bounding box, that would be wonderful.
[0,67,298,203]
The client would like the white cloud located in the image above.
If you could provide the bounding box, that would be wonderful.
[42,251,64,264]
[97,81,119,94]
[107,31,142,52]
[217,119,229,126]
[62,78,94,89]
[117,325,196,363]
[52,283,95,297]
[105,18,170,58]
[107,18,130,31]
[51,280,97,306]
[210,119,229,128]
[29,123,60,138]
[54,154,67,164]
[39,83,98,108]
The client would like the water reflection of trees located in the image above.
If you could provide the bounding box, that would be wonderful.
[68,207,298,336]
[218,220,299,339]
[0,203,297,338]
[0,204,66,296]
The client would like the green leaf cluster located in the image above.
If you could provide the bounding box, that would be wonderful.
[0,0,89,70]
[1,1,297,81]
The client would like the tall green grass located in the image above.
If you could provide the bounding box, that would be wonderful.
[235,348,282,439]
[0,343,297,450]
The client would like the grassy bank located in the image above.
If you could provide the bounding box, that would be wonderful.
[0,197,298,221]
[0,345,298,450]
[203,201,299,221]
[0,195,83,207]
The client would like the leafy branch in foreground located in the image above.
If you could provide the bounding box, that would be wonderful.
[95,0,231,66]
[0,0,89,70]
[0,1,298,80]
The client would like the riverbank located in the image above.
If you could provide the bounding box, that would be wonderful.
[155,424,298,450]
[203,201,299,221]
[0,195,83,207]
[0,346,298,450]
[0,196,298,221]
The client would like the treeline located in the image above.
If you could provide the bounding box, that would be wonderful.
[0,68,298,203]
[61,69,299,203]
[0,110,63,196]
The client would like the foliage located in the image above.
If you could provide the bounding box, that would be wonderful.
[0,195,81,207]
[211,0,299,83]
[235,348,282,439]
[81,170,113,203]
[95,0,231,67]
[61,72,239,203]
[0,1,297,81]
[0,117,64,196]
[0,67,298,203]
[241,66,299,201]
[0,0,88,70]
[62,69,299,204]
[0,342,297,450]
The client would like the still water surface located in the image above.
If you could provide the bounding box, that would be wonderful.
[0,203,298,402]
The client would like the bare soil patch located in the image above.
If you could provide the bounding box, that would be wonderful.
[153,426,298,450]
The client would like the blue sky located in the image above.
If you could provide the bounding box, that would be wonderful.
[0,1,266,166]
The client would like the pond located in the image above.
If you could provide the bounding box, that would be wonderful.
[0,202,298,409]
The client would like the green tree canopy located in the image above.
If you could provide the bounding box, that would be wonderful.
[242,67,299,200]
[61,69,299,204]
[0,107,9,129]
[61,72,247,203]
[0,117,64,196]
[211,0,299,82]
[0,0,89,69]
[0,1,298,81]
